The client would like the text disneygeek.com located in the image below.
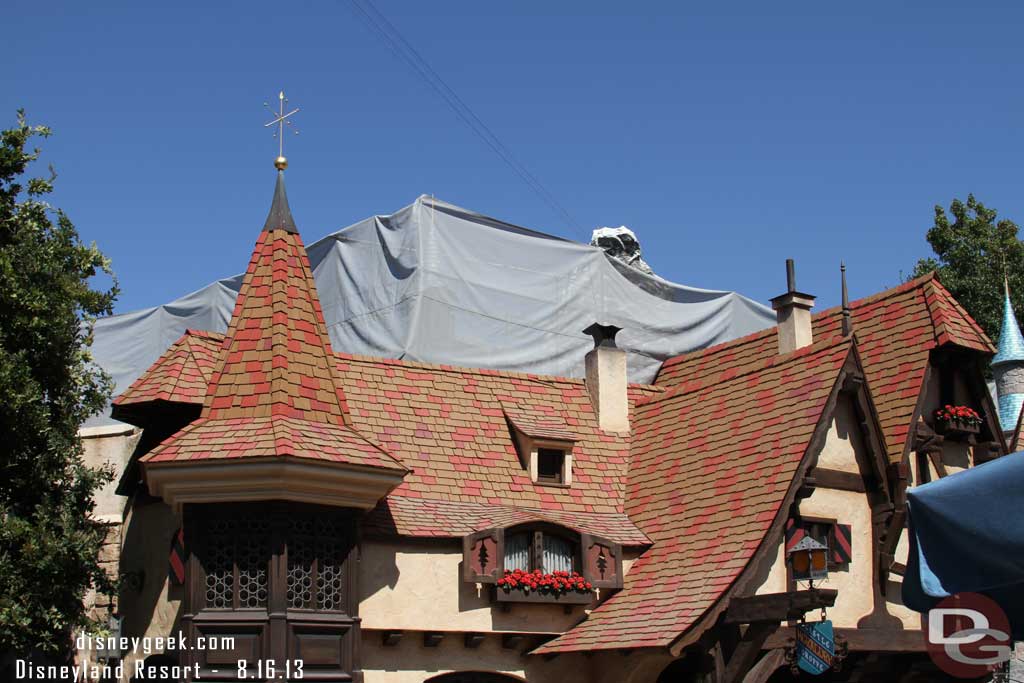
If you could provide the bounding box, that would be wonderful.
[13,632,236,681]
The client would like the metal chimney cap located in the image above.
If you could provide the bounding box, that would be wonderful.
[583,323,623,349]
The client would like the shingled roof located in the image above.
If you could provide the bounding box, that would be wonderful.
[139,172,404,475]
[655,273,993,462]
[120,332,657,543]
[536,337,855,653]
[113,329,221,410]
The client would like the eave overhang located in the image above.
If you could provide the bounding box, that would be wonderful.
[142,455,406,513]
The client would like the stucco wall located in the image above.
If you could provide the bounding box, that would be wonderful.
[77,425,140,671]
[79,424,139,524]
[116,499,184,675]
[814,397,866,474]
[361,631,586,683]
[360,539,641,634]
[752,396,874,625]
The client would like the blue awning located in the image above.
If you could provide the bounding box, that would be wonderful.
[903,453,1024,638]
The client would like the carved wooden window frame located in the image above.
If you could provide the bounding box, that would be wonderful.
[462,524,622,589]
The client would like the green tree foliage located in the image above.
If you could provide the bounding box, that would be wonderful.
[912,194,1024,344]
[0,112,119,657]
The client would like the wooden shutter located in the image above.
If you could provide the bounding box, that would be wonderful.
[462,528,504,583]
[168,527,186,585]
[830,523,853,565]
[784,517,806,553]
[580,533,623,589]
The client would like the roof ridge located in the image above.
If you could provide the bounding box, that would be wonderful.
[657,272,945,377]
[334,349,663,391]
[163,335,205,400]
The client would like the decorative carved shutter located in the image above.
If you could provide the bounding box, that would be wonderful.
[580,533,623,589]
[462,527,504,583]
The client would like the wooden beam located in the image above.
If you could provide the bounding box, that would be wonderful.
[724,623,776,683]
[501,634,525,650]
[764,628,926,652]
[463,632,485,649]
[724,589,837,624]
[380,630,403,647]
[742,649,786,683]
[912,419,944,455]
[809,468,866,493]
[927,450,949,479]
[889,562,906,576]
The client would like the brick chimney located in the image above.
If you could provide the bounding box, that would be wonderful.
[770,259,816,354]
[583,323,629,433]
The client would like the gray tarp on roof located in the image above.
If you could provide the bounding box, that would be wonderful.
[88,195,775,425]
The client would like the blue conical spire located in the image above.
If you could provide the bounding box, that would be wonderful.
[993,279,1024,366]
[993,278,1024,431]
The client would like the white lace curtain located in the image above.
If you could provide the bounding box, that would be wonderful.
[503,532,575,573]
[505,533,529,571]
[542,535,574,573]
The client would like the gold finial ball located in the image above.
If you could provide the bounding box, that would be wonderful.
[274,155,288,170]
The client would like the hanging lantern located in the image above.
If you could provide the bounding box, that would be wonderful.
[788,535,829,582]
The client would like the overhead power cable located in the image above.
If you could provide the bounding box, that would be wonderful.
[346,0,584,234]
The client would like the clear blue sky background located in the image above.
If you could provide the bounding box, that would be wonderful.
[7,1,1024,314]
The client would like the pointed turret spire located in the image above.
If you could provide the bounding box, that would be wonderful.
[841,261,853,337]
[992,278,1024,432]
[138,105,406,511]
[263,170,299,233]
[203,171,347,423]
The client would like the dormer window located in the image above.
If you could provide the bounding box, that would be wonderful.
[537,448,566,484]
[503,405,576,487]
[463,524,623,604]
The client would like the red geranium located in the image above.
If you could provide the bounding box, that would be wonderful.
[496,568,593,596]
[935,405,982,426]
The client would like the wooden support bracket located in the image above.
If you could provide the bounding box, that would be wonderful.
[724,589,838,625]
[380,630,403,647]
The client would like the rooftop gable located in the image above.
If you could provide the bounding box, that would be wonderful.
[537,337,855,653]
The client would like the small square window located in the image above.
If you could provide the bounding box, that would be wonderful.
[537,448,565,484]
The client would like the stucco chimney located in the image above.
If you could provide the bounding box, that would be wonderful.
[770,259,816,354]
[583,323,629,433]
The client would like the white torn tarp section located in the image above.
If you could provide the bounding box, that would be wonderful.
[591,226,654,276]
[87,195,774,425]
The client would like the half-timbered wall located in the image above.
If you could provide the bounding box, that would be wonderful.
[753,396,876,625]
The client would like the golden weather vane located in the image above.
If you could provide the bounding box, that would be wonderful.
[264,91,300,170]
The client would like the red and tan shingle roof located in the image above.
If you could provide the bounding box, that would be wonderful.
[141,173,404,475]
[656,273,993,462]
[125,329,656,539]
[364,496,649,546]
[114,329,221,407]
[142,415,402,471]
[537,337,853,653]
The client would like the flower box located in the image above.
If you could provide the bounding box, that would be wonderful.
[934,405,982,441]
[494,587,593,605]
[493,569,594,606]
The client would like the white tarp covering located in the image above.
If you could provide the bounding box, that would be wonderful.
[89,195,775,425]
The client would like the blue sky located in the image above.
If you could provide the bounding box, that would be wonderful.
[7,1,1024,314]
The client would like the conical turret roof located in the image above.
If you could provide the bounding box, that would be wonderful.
[141,170,405,475]
[993,281,1024,367]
